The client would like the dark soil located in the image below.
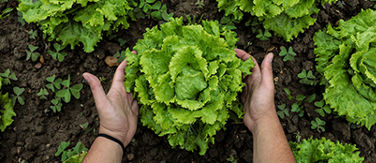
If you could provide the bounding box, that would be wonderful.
[0,0,375,162]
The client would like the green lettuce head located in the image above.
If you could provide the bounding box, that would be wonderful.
[291,138,364,163]
[314,9,376,129]
[124,18,255,155]
[216,0,338,41]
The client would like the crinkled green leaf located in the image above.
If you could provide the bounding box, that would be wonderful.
[0,78,16,132]
[216,0,337,41]
[291,138,364,163]
[125,18,254,155]
[314,9,376,129]
[18,0,134,53]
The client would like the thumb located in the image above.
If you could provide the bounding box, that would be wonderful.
[83,73,107,108]
[260,53,274,89]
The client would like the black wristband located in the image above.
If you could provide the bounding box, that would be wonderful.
[98,133,125,156]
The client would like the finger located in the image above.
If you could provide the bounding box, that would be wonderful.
[249,56,261,85]
[132,51,137,54]
[83,73,107,107]
[112,59,127,84]
[235,48,251,61]
[261,53,274,88]
[131,100,139,116]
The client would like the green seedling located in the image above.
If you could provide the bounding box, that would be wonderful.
[220,16,237,31]
[279,46,296,62]
[314,100,332,117]
[56,75,83,103]
[298,69,318,85]
[17,11,25,26]
[46,75,62,92]
[296,94,306,102]
[12,87,25,105]
[56,141,88,162]
[28,30,37,40]
[0,69,18,85]
[37,88,49,100]
[256,29,272,41]
[311,117,326,132]
[26,44,40,62]
[117,38,126,46]
[99,77,106,83]
[113,51,126,63]
[136,0,173,21]
[283,88,293,100]
[80,122,89,129]
[48,43,67,62]
[226,156,237,163]
[195,0,205,9]
[50,98,62,112]
[0,7,13,19]
[185,15,204,25]
[277,104,289,119]
[307,93,316,103]
[291,103,304,117]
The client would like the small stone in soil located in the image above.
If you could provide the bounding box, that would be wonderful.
[34,63,42,69]
[105,56,119,67]
[126,153,134,160]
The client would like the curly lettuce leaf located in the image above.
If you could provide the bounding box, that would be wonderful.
[314,9,376,129]
[0,77,16,132]
[216,0,338,41]
[18,0,134,53]
[291,138,364,163]
[125,18,255,155]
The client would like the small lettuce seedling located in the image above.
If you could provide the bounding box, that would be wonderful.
[12,87,25,106]
[26,44,40,62]
[135,0,173,21]
[277,104,289,119]
[256,29,272,41]
[28,30,37,40]
[311,117,326,132]
[283,88,293,100]
[37,88,49,100]
[0,7,13,19]
[56,75,83,103]
[279,46,296,62]
[298,69,318,85]
[0,69,17,85]
[56,141,87,163]
[46,75,62,92]
[314,100,332,117]
[48,43,67,62]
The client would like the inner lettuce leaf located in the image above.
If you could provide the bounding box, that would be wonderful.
[314,9,376,130]
[124,18,255,155]
[0,77,16,132]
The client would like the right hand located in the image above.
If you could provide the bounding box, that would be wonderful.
[235,49,276,133]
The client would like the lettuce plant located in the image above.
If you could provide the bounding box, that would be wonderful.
[291,138,364,163]
[216,0,337,41]
[17,0,136,53]
[314,9,376,130]
[125,18,255,155]
[0,77,16,132]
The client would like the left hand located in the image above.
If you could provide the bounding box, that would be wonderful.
[83,58,139,146]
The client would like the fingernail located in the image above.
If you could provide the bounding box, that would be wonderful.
[82,73,91,82]
[266,53,274,63]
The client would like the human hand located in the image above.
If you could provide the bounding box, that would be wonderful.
[235,49,276,133]
[83,58,139,146]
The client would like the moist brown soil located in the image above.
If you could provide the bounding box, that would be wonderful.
[0,0,375,162]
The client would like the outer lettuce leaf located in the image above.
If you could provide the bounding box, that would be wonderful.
[314,9,376,129]
[0,77,16,132]
[125,18,255,155]
[18,0,134,53]
[216,0,337,41]
[291,138,364,163]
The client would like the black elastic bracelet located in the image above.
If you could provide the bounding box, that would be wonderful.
[98,133,125,156]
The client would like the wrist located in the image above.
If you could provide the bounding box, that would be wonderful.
[248,109,278,134]
[99,126,130,146]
